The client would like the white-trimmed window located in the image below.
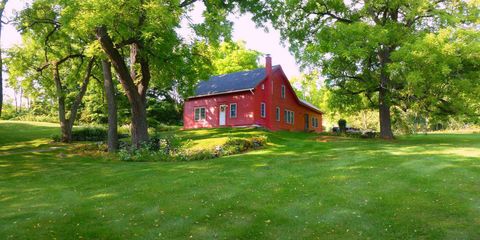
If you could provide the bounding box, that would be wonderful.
[276,107,280,121]
[230,103,237,118]
[260,102,266,118]
[284,109,294,124]
[194,107,206,121]
[261,84,265,90]
[281,85,286,99]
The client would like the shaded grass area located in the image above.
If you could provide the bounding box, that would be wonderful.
[1,121,480,239]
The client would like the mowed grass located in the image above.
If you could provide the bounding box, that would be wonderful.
[0,121,479,239]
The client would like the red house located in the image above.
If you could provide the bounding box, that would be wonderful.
[183,55,323,132]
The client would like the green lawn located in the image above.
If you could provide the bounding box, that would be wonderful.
[1,121,479,239]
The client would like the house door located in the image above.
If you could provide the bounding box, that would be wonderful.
[304,113,309,131]
[219,105,227,126]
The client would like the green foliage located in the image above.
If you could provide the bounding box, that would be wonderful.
[118,145,170,162]
[7,1,264,130]
[390,27,480,121]
[244,0,480,135]
[221,135,268,155]
[51,126,128,142]
[209,41,262,75]
[119,134,268,162]
[146,89,183,127]
[72,127,108,142]
[290,71,326,111]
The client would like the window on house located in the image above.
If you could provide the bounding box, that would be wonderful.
[276,107,280,121]
[194,107,206,121]
[281,85,286,99]
[312,117,318,128]
[261,84,265,90]
[261,102,266,118]
[230,103,237,118]
[284,109,294,124]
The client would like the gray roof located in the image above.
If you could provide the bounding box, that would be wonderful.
[193,66,280,97]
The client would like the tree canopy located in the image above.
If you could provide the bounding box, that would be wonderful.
[243,0,480,138]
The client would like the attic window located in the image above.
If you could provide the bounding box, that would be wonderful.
[281,85,286,98]
[261,84,265,90]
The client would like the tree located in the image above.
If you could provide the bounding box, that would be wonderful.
[8,0,97,142]
[0,0,8,117]
[102,59,118,152]
[70,0,240,147]
[244,0,478,139]
[390,27,480,124]
[209,41,261,75]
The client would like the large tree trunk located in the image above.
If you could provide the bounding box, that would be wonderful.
[378,46,394,139]
[102,59,118,152]
[95,26,149,148]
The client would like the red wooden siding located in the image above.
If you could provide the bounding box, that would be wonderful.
[183,91,255,129]
[251,67,323,133]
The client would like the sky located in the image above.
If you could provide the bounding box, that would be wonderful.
[1,1,302,100]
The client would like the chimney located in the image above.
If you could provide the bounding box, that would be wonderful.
[265,54,272,76]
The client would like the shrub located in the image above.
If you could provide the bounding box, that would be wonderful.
[12,114,58,123]
[119,135,268,162]
[52,126,128,142]
[338,119,347,133]
[118,145,171,162]
[177,149,216,162]
[71,127,108,141]
[341,131,378,139]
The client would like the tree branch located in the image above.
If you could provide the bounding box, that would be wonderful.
[36,53,84,72]
[179,0,198,8]
[309,3,354,24]
[68,57,95,127]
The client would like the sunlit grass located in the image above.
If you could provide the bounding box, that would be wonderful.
[1,121,479,239]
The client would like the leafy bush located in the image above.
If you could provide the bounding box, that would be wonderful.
[341,131,378,139]
[119,134,189,162]
[118,145,171,162]
[71,127,108,141]
[319,130,378,139]
[52,126,129,142]
[221,135,267,155]
[119,135,268,162]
